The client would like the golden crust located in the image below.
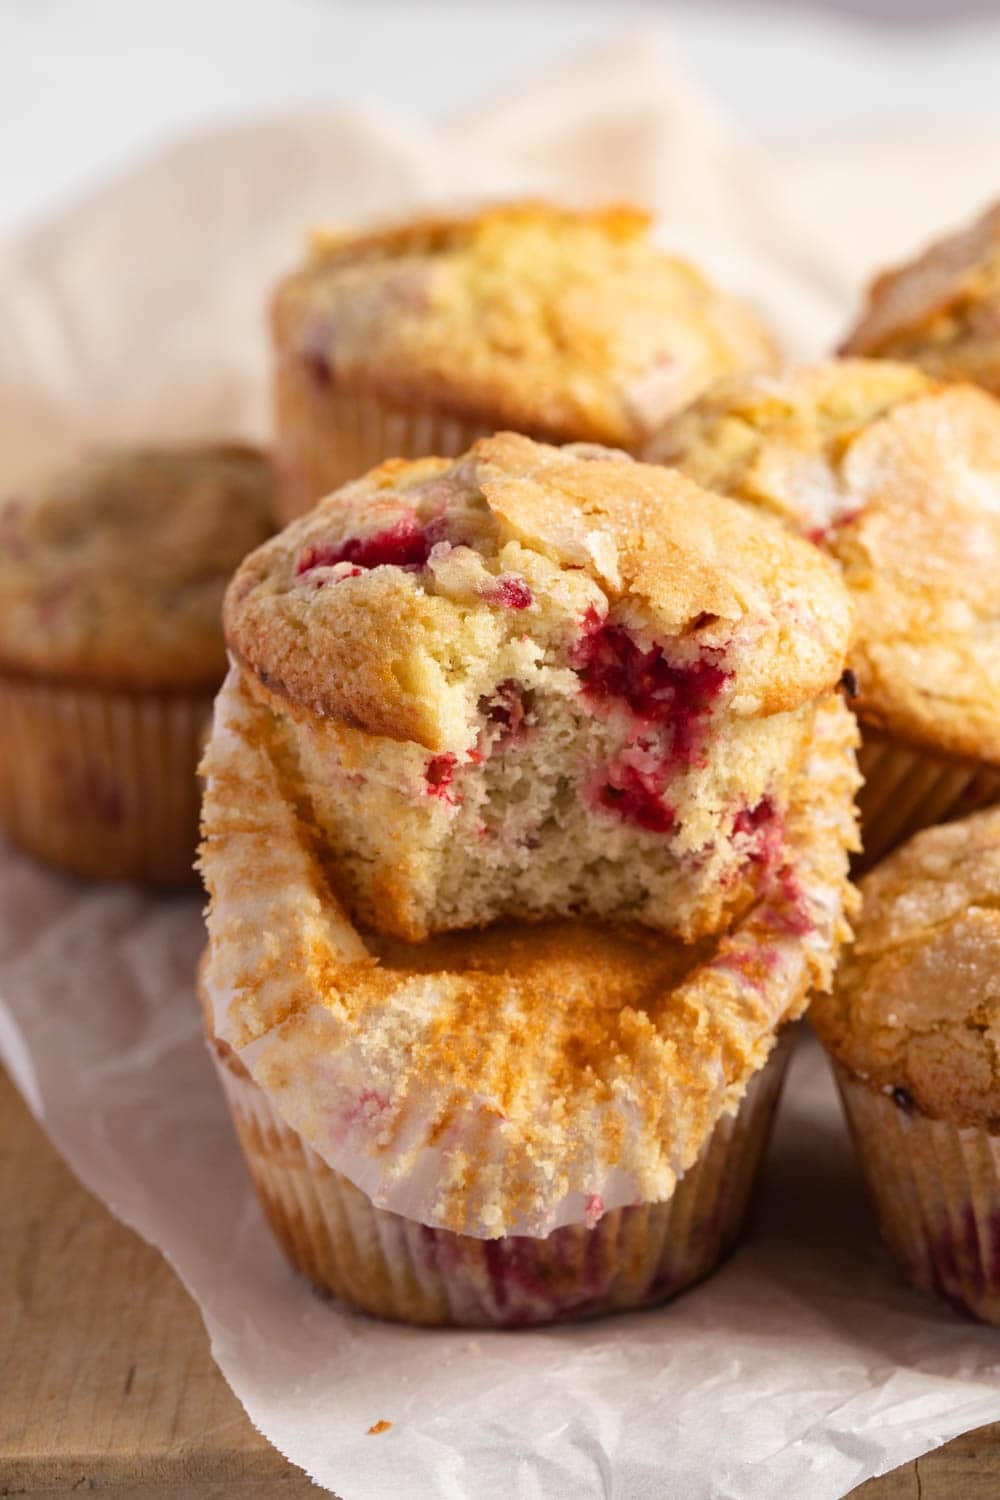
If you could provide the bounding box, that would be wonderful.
[224,434,853,750]
[648,362,1000,766]
[199,679,859,1236]
[811,808,1000,1129]
[841,200,1000,393]
[0,445,275,690]
[271,200,777,451]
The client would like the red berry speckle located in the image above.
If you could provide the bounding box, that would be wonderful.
[296,514,431,577]
[484,575,533,610]
[806,508,860,546]
[584,1193,605,1228]
[479,679,531,751]
[574,614,731,833]
[765,864,814,937]
[733,796,785,872]
[592,759,676,834]
[303,349,333,389]
[572,612,729,767]
[425,753,458,802]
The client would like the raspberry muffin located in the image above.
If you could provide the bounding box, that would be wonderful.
[271,201,777,521]
[200,673,859,1326]
[841,200,1000,394]
[222,433,852,943]
[812,808,1000,1323]
[648,360,1000,864]
[0,444,274,884]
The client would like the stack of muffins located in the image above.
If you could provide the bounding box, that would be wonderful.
[199,204,859,1326]
[6,197,1000,1329]
[200,429,858,1325]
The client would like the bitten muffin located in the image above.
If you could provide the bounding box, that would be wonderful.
[0,444,275,884]
[199,676,859,1325]
[271,201,778,521]
[841,200,1000,393]
[812,808,1000,1323]
[647,360,1000,864]
[223,433,852,944]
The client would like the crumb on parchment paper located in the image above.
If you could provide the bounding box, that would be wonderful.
[367,1420,393,1435]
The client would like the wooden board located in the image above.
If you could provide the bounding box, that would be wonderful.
[3,1062,999,1499]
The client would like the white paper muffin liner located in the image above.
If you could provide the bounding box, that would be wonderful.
[856,731,1000,870]
[834,1062,1000,1323]
[273,379,496,525]
[210,1026,793,1328]
[0,673,213,885]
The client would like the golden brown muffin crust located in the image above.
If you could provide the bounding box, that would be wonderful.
[648,362,1000,766]
[224,434,853,750]
[0,445,275,690]
[811,808,1000,1128]
[272,201,777,450]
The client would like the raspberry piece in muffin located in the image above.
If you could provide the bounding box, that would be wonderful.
[221,433,851,942]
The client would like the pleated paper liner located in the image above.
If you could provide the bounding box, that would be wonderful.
[856,731,1000,871]
[210,1024,794,1328]
[834,1062,1000,1324]
[0,673,212,886]
[272,372,501,526]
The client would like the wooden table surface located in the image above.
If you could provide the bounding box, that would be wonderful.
[4,1064,1000,1500]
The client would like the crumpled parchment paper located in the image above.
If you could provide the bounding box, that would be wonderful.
[4,30,1000,1500]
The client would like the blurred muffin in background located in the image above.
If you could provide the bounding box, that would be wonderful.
[841,200,1000,393]
[270,200,778,522]
[646,359,1000,865]
[812,808,1000,1324]
[0,444,274,885]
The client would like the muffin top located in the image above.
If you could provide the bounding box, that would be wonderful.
[200,672,858,1236]
[647,360,1000,765]
[840,200,1000,393]
[224,433,852,753]
[272,201,777,449]
[0,445,275,690]
[811,808,1000,1129]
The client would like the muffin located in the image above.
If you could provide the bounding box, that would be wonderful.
[271,201,778,522]
[200,675,859,1326]
[812,808,1000,1322]
[0,444,274,884]
[222,433,852,943]
[841,200,1000,393]
[647,360,1000,865]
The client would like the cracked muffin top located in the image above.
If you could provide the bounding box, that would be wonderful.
[811,807,1000,1128]
[647,360,1000,766]
[840,200,1000,394]
[0,445,275,690]
[223,432,853,753]
[271,201,778,450]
